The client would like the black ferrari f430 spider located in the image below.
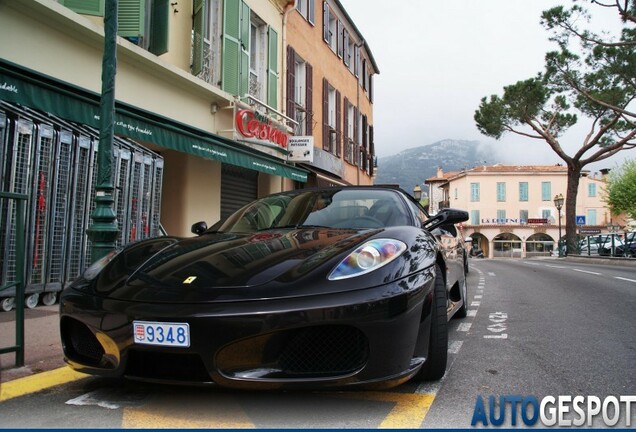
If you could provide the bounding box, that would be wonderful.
[60,186,469,389]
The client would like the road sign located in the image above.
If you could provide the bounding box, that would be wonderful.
[576,215,586,225]
[579,228,601,235]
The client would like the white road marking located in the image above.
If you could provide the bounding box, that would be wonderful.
[524,262,541,266]
[485,312,508,339]
[488,272,496,276]
[615,276,636,283]
[573,269,602,275]
[484,334,508,339]
[546,265,568,269]
[474,295,482,299]
[467,310,477,317]
[448,340,463,354]
[457,323,472,332]
[471,301,480,307]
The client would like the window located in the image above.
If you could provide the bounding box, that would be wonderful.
[519,182,528,202]
[249,15,267,101]
[62,0,169,55]
[587,209,597,225]
[322,79,340,155]
[520,209,528,223]
[322,2,338,52]
[496,182,506,202]
[542,181,551,201]
[470,183,480,202]
[286,46,313,135]
[471,210,480,225]
[542,209,552,221]
[221,2,278,106]
[588,183,597,197]
[343,99,356,165]
[497,210,506,222]
[296,0,315,24]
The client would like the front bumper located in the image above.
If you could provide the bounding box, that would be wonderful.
[59,269,434,390]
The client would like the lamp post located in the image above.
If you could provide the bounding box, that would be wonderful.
[86,0,120,262]
[413,185,422,202]
[553,193,564,257]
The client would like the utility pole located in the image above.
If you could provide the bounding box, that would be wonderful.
[87,0,120,262]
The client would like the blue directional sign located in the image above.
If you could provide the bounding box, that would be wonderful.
[576,215,586,225]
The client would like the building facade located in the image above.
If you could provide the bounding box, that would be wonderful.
[426,165,625,258]
[286,0,378,186]
[0,0,378,306]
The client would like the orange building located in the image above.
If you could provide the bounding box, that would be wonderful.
[285,0,379,186]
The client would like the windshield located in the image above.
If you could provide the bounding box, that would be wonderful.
[217,189,412,233]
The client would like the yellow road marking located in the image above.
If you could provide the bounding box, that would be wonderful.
[0,366,87,403]
[333,391,436,429]
[122,394,255,428]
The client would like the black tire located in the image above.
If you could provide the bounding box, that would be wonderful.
[455,276,468,318]
[416,264,448,381]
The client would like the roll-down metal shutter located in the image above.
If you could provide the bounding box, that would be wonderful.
[220,164,257,220]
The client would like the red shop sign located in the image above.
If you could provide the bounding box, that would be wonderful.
[235,109,289,148]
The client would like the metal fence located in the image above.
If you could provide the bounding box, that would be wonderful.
[0,102,164,310]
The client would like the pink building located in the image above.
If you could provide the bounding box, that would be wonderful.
[426,165,624,258]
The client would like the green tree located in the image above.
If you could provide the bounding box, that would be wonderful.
[604,159,636,221]
[475,0,636,255]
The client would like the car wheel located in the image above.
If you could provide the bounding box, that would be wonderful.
[416,264,448,381]
[455,277,468,319]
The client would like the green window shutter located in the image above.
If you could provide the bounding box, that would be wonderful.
[60,0,104,16]
[118,0,144,38]
[519,182,528,201]
[149,0,170,56]
[192,0,206,75]
[267,27,278,108]
[542,181,551,201]
[496,182,506,202]
[222,0,241,95]
[239,1,250,98]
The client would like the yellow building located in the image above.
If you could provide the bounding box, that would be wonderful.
[426,165,624,258]
[286,0,378,186]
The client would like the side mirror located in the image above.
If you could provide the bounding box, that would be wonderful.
[422,208,469,232]
[191,221,208,236]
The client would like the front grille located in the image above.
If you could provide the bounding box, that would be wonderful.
[125,350,211,383]
[279,326,368,376]
[61,317,105,366]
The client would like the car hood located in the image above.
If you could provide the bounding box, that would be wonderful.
[93,228,391,303]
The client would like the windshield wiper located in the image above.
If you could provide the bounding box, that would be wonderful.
[259,224,332,231]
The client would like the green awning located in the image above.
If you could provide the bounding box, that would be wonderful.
[0,60,308,182]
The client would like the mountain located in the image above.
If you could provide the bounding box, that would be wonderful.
[374,139,498,193]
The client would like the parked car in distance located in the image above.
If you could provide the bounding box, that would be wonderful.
[579,234,624,256]
[60,186,469,390]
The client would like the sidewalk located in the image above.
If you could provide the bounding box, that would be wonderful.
[0,304,65,383]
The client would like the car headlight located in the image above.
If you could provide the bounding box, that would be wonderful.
[328,239,407,280]
[82,249,120,281]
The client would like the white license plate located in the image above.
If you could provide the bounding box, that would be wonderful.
[133,321,190,347]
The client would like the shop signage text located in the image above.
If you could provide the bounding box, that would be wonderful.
[235,109,289,148]
[288,136,314,162]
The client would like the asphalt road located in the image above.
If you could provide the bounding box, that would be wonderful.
[0,258,634,428]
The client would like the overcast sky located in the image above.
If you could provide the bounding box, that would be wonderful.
[338,0,633,172]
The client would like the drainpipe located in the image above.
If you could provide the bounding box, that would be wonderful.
[282,0,295,192]
[355,39,364,186]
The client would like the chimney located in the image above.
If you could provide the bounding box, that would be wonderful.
[437,167,443,178]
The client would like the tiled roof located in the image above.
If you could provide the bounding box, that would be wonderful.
[425,164,570,182]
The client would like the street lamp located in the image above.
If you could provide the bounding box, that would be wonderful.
[553,193,564,257]
[413,185,422,201]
